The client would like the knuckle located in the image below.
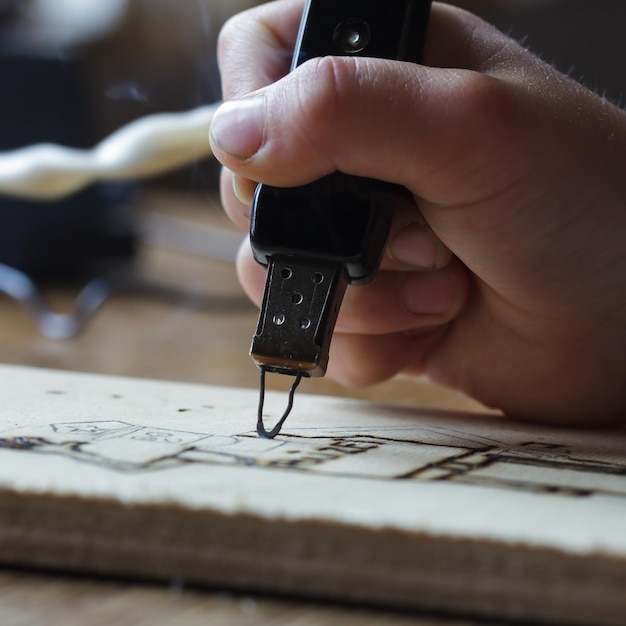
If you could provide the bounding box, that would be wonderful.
[296,57,341,118]
[216,13,240,65]
[428,69,517,169]
[289,55,359,148]
[312,55,360,109]
[217,10,259,73]
[448,70,514,129]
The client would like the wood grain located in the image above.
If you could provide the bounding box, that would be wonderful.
[1,364,625,625]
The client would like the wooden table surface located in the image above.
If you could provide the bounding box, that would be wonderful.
[0,190,499,626]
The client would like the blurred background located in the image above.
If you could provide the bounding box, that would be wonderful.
[2,0,624,201]
[3,0,624,156]
[0,0,623,406]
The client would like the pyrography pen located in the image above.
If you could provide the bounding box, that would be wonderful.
[251,0,432,438]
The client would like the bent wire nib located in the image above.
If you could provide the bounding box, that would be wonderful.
[250,256,348,439]
[256,367,303,439]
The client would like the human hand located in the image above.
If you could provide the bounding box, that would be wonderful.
[210,0,626,426]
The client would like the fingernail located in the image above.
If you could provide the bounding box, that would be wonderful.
[232,174,256,205]
[389,224,451,270]
[403,271,458,316]
[210,96,265,160]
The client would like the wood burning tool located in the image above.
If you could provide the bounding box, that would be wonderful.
[250,0,433,438]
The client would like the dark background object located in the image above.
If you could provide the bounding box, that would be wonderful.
[0,54,136,280]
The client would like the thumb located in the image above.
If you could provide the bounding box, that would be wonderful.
[208,53,522,206]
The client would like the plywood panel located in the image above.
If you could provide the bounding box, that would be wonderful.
[1,365,625,625]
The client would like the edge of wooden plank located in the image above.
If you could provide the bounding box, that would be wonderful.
[1,489,624,626]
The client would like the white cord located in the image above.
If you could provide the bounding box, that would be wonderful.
[0,103,219,200]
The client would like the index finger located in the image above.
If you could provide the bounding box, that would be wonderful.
[218,0,305,100]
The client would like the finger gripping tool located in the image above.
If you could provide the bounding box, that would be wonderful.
[250,0,432,437]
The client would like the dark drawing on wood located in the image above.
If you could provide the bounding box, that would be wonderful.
[1,419,625,499]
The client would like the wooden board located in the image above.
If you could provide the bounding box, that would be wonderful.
[0,365,625,625]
